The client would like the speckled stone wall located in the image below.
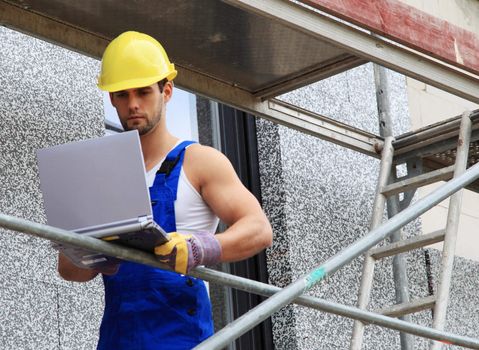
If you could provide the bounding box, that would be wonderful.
[0,27,105,349]
[257,64,479,349]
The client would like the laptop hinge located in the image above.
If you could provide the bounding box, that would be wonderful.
[138,215,149,223]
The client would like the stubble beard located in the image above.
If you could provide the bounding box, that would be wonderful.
[121,109,163,136]
[119,92,165,136]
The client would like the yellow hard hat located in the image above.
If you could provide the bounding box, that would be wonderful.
[98,31,177,92]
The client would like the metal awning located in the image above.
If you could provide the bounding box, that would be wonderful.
[0,0,364,97]
[1,0,479,159]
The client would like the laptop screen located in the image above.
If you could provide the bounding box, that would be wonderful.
[37,131,152,231]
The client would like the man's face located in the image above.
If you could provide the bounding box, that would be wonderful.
[110,83,169,136]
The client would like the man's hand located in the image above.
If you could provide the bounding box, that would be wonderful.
[54,242,121,275]
[94,263,120,275]
[154,232,222,274]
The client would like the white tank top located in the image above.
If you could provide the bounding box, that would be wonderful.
[146,143,220,234]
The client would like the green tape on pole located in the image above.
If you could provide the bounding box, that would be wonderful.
[306,267,326,289]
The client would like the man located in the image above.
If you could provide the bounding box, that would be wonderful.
[57,31,273,350]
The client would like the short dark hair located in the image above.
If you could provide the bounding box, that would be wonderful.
[158,79,168,92]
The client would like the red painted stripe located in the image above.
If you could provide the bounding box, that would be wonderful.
[300,0,479,75]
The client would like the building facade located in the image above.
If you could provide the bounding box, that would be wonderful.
[1,15,478,350]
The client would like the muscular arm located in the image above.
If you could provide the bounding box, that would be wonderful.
[185,145,273,262]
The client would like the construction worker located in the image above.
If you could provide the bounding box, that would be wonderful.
[57,31,273,349]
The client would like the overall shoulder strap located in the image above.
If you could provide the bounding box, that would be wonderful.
[157,140,196,176]
[148,140,197,232]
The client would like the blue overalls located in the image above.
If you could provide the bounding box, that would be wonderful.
[97,141,214,350]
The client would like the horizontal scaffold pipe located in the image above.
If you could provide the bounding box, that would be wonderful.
[0,214,479,349]
[194,161,479,350]
[1,213,479,348]
[196,267,479,349]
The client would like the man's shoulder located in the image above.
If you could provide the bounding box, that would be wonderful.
[184,144,232,172]
[183,144,233,190]
[185,143,226,161]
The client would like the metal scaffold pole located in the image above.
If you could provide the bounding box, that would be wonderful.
[375,63,414,350]
[430,112,472,350]
[351,135,395,350]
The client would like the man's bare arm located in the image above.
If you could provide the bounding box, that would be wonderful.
[185,145,273,262]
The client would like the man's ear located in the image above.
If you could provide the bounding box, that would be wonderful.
[109,92,115,106]
[163,81,174,103]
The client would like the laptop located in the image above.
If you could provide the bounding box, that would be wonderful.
[36,130,169,268]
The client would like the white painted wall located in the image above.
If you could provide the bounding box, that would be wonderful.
[401,0,479,33]
[407,77,479,261]
[405,40,478,261]
[401,0,479,262]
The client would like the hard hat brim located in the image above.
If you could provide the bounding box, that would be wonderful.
[98,71,177,92]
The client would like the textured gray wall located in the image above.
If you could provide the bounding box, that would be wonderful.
[0,27,104,349]
[255,63,462,349]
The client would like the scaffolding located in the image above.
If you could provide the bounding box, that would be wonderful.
[1,158,479,348]
[1,0,479,349]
